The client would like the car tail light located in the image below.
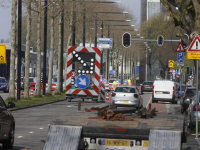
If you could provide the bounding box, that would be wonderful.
[173,86,174,95]
[184,89,188,99]
[134,94,138,98]
[152,86,154,93]
[112,93,116,97]
[193,103,200,111]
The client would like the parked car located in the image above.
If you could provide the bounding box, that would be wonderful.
[110,85,143,109]
[0,96,15,149]
[187,91,200,130]
[0,77,9,93]
[180,87,196,114]
[152,80,177,104]
[141,81,153,94]
[177,84,192,98]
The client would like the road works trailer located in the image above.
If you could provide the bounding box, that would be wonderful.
[44,105,187,150]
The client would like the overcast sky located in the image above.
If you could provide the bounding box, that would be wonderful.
[0,0,141,41]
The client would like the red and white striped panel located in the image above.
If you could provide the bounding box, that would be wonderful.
[66,46,101,96]
[100,84,105,101]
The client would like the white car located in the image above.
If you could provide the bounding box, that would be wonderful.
[152,80,177,104]
[110,85,143,109]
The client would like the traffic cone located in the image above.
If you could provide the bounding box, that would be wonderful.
[21,90,24,95]
[29,90,34,97]
[105,91,110,102]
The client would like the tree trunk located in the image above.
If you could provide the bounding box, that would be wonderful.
[57,13,61,93]
[9,0,17,98]
[24,0,32,98]
[47,0,54,94]
[36,0,42,96]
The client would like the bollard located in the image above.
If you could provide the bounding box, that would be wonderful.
[78,100,81,111]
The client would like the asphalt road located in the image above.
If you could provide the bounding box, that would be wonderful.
[0,92,152,150]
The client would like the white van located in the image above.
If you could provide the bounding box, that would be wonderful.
[152,80,177,104]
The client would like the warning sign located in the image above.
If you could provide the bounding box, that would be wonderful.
[187,34,200,52]
[175,42,186,52]
[0,45,6,64]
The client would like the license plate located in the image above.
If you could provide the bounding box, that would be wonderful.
[104,139,129,146]
[146,87,151,88]
[121,100,129,103]
[156,91,163,94]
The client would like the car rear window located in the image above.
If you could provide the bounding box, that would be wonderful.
[109,79,115,83]
[0,78,5,83]
[115,87,135,93]
[143,82,153,85]
[187,89,196,97]
[29,78,34,82]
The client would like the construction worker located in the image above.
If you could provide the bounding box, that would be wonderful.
[112,79,119,90]
[128,79,132,86]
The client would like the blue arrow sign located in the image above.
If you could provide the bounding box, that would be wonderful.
[124,79,128,83]
[76,75,90,89]
[99,78,103,82]
[109,70,114,74]
[97,38,112,43]
[177,52,184,63]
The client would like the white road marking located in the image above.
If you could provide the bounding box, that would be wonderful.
[17,136,23,138]
[29,131,34,133]
[39,128,43,130]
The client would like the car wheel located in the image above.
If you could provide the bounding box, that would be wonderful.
[141,90,143,94]
[82,98,84,102]
[3,125,14,149]
[189,121,194,131]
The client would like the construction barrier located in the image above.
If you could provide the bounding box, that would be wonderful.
[31,83,57,91]
[99,84,105,101]
[105,91,110,102]
[29,90,34,97]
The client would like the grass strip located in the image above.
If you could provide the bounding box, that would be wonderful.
[4,92,65,108]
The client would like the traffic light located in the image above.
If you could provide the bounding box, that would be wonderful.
[157,35,164,46]
[186,66,190,75]
[122,32,131,48]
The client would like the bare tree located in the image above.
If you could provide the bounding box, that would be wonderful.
[24,0,32,98]
[9,0,17,98]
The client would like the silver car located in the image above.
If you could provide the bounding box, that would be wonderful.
[110,86,143,109]
[187,91,200,130]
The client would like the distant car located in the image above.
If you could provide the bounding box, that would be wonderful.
[180,87,196,114]
[187,91,200,130]
[0,96,15,149]
[141,81,153,94]
[0,77,9,93]
[110,85,143,109]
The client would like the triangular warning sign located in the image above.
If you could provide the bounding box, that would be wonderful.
[175,42,186,52]
[187,34,200,52]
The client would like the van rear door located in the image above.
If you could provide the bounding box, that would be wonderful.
[154,81,174,100]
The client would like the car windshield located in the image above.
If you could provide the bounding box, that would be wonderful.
[109,79,115,83]
[115,87,135,93]
[0,78,5,83]
[187,89,196,97]
[53,78,57,82]
[143,82,153,85]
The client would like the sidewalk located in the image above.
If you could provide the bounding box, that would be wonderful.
[167,103,200,150]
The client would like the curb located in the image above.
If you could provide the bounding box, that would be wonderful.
[9,99,66,111]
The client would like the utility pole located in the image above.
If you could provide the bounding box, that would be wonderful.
[17,0,22,100]
[60,0,64,92]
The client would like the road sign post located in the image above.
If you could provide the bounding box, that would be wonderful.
[187,34,200,138]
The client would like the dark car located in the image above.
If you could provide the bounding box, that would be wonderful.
[0,77,9,93]
[141,81,153,94]
[177,84,192,98]
[180,87,196,114]
[0,96,15,149]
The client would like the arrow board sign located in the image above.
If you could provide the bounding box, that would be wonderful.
[175,42,186,52]
[187,34,200,52]
[76,75,90,89]
[97,38,112,43]
[98,44,112,49]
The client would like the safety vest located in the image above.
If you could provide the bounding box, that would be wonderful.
[112,81,118,90]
